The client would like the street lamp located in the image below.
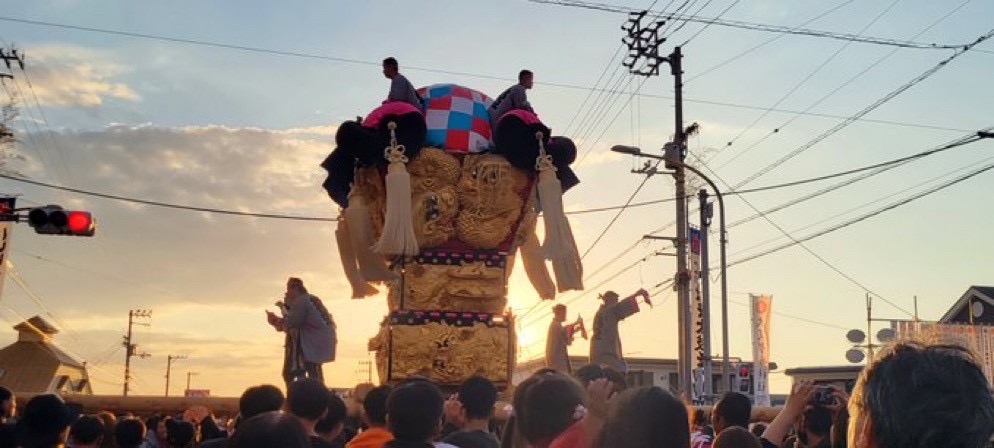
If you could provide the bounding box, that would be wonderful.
[611,144,731,393]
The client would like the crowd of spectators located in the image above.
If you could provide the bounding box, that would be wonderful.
[0,340,991,448]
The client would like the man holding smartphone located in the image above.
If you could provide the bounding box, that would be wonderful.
[267,277,337,390]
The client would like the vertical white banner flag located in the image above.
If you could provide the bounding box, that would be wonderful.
[689,227,705,401]
[751,294,772,406]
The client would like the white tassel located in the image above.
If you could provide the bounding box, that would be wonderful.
[520,224,557,300]
[335,215,379,299]
[372,122,420,256]
[535,132,583,292]
[345,195,397,282]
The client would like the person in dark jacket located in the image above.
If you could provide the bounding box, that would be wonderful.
[382,57,422,112]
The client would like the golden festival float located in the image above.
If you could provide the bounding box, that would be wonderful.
[320,84,583,388]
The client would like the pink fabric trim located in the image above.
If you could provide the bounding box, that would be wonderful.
[499,108,543,126]
[363,101,421,128]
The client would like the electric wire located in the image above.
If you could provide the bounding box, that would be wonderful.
[684,0,856,83]
[727,158,994,268]
[524,0,987,51]
[729,154,994,257]
[716,0,904,154]
[729,27,994,190]
[713,0,974,169]
[0,172,340,221]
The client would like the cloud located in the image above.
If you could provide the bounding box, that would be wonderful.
[18,44,139,107]
[0,122,401,395]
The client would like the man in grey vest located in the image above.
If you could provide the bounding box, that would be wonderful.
[382,57,423,112]
[589,288,649,373]
[268,277,337,389]
[489,70,534,127]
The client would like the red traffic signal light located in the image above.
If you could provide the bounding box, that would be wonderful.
[67,211,93,234]
[739,365,750,377]
[27,205,95,236]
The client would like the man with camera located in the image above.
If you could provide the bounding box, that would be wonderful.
[267,277,338,389]
[760,380,846,448]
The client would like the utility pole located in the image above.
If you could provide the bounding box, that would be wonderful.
[866,294,875,363]
[186,371,199,395]
[0,46,25,78]
[165,354,187,397]
[122,309,152,396]
[621,10,693,401]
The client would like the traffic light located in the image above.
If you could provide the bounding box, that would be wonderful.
[736,363,752,393]
[27,205,95,236]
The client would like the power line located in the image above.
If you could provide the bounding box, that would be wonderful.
[564,129,989,216]
[525,0,984,50]
[679,0,742,46]
[4,259,91,345]
[0,172,340,221]
[695,155,916,317]
[727,158,994,267]
[6,127,973,226]
[713,0,974,168]
[580,158,661,259]
[715,0,903,154]
[0,15,976,136]
[723,130,990,228]
[727,298,849,330]
[729,154,994,257]
[685,0,856,83]
[730,27,994,189]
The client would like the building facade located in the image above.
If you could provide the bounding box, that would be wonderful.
[0,316,92,394]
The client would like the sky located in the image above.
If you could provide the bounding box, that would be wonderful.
[0,0,992,397]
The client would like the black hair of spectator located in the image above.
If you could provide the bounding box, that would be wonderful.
[14,393,73,448]
[595,386,689,448]
[713,426,761,448]
[519,70,533,82]
[114,418,146,448]
[165,419,195,448]
[387,381,444,442]
[692,409,708,428]
[573,364,606,386]
[287,378,330,421]
[853,341,994,448]
[145,414,164,435]
[239,385,285,421]
[715,392,752,430]
[459,376,498,420]
[94,411,116,448]
[69,415,105,445]
[602,367,628,391]
[750,423,767,438]
[804,406,832,437]
[502,374,544,448]
[315,393,348,435]
[383,57,398,69]
[229,411,310,448]
[0,387,11,403]
[519,373,585,447]
[363,385,393,426]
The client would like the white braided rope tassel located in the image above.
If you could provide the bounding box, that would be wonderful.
[372,122,420,256]
[535,131,583,292]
